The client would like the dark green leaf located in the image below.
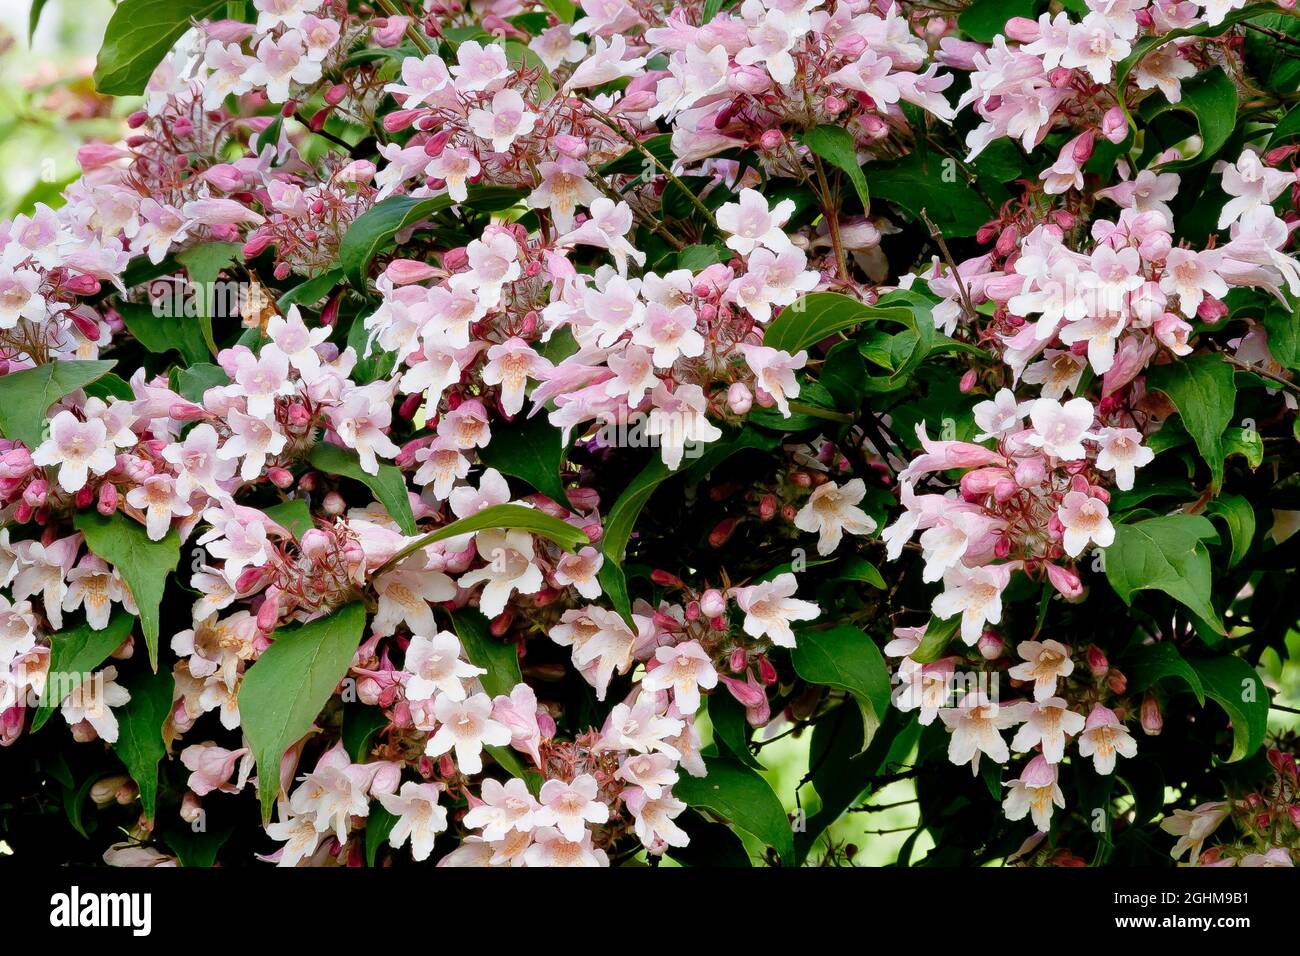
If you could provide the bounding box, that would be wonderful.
[31,612,136,732]
[0,359,116,449]
[798,125,871,211]
[93,0,227,95]
[674,756,794,865]
[791,625,891,744]
[309,442,417,535]
[477,413,569,503]
[1103,515,1225,633]
[1191,654,1270,762]
[113,667,175,822]
[1145,354,1236,491]
[242,602,368,821]
[74,510,180,669]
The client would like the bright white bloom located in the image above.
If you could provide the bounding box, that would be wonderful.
[731,572,820,648]
[1025,397,1095,460]
[377,782,449,862]
[794,479,877,556]
[534,774,609,841]
[1002,755,1066,831]
[404,631,486,702]
[1077,704,1137,775]
[424,692,512,774]
[60,665,131,743]
[1057,491,1114,557]
[1093,427,1153,491]
[32,412,116,493]
[716,189,795,255]
[640,641,718,715]
[1007,639,1075,702]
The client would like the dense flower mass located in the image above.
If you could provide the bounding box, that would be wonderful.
[0,0,1298,869]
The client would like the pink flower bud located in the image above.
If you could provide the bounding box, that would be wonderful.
[1107,669,1127,694]
[372,15,411,47]
[708,518,738,548]
[1046,562,1084,600]
[322,490,346,516]
[383,109,423,133]
[1086,644,1109,678]
[1140,693,1162,736]
[701,589,727,619]
[385,259,439,285]
[1004,16,1041,42]
[978,629,1004,660]
[758,655,778,685]
[959,369,978,393]
[1102,107,1129,144]
[74,485,94,509]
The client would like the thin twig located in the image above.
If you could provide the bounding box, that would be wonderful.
[579,96,719,232]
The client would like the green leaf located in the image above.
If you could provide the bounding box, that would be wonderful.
[798,125,871,211]
[93,0,228,95]
[674,756,794,865]
[0,359,116,449]
[959,0,1039,43]
[366,804,399,866]
[263,499,314,540]
[176,241,244,355]
[597,456,673,624]
[764,291,914,355]
[1126,641,1206,706]
[707,692,762,769]
[1204,494,1256,568]
[1267,102,1300,149]
[342,705,388,762]
[339,187,525,288]
[1136,67,1237,169]
[242,602,368,822]
[864,148,1000,236]
[113,667,175,822]
[117,301,210,366]
[1190,654,1270,762]
[31,612,136,732]
[309,442,417,535]
[831,557,885,589]
[73,510,181,669]
[85,373,135,402]
[174,362,229,403]
[28,0,51,43]
[909,614,959,663]
[1103,515,1225,633]
[791,625,891,745]
[450,608,522,698]
[676,244,728,271]
[388,502,588,569]
[164,823,233,867]
[1076,762,1115,863]
[1145,353,1236,492]
[278,268,344,310]
[477,413,569,503]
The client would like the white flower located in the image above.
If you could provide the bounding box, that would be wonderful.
[404,631,486,702]
[377,782,449,862]
[939,691,1021,771]
[1002,755,1065,831]
[1025,397,1095,460]
[424,692,512,774]
[32,411,117,493]
[534,773,609,841]
[1007,639,1075,702]
[1160,801,1230,861]
[1011,697,1086,763]
[931,564,1014,646]
[716,189,795,256]
[615,753,679,799]
[625,787,690,850]
[731,572,820,648]
[1057,491,1114,558]
[125,474,192,541]
[521,826,609,866]
[1077,704,1137,775]
[552,547,604,600]
[373,557,456,638]
[793,479,877,556]
[1093,427,1153,492]
[457,529,544,618]
[640,641,718,715]
[973,388,1031,441]
[62,555,134,631]
[467,88,538,153]
[463,777,540,840]
[60,665,131,743]
[1217,150,1295,229]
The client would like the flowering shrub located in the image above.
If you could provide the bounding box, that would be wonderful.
[1,0,1298,869]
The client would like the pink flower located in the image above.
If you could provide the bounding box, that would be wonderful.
[1077,704,1137,775]
[467,88,539,154]
[424,692,512,774]
[640,641,718,714]
[246,32,322,103]
[32,412,116,493]
[731,572,820,648]
[534,773,609,841]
